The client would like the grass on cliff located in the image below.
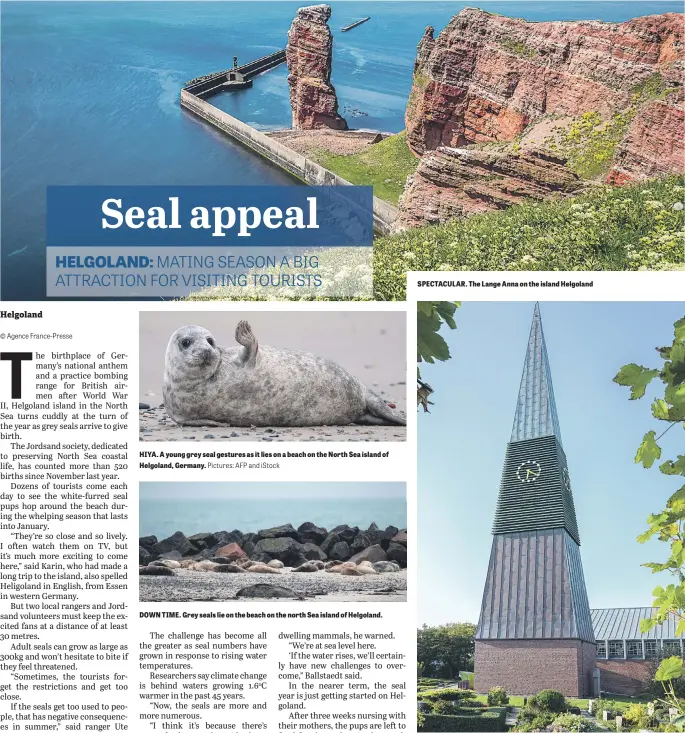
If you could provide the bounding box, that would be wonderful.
[313,131,418,205]
[373,175,685,300]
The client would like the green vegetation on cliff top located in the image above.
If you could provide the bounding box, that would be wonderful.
[183,176,684,302]
[313,131,418,205]
[373,175,685,300]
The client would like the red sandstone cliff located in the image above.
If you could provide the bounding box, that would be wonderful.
[399,8,684,227]
[286,5,347,130]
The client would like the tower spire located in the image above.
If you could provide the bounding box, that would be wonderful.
[511,302,562,447]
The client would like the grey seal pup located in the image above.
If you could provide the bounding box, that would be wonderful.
[163,320,406,428]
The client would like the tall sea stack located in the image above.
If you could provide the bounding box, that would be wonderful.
[286,5,348,130]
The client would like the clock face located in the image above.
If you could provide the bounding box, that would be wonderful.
[517,460,542,483]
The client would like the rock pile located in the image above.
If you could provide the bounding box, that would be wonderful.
[139,522,407,576]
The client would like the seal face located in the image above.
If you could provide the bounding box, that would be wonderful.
[162,320,406,428]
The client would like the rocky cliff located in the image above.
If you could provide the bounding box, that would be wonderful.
[286,5,348,130]
[400,8,684,226]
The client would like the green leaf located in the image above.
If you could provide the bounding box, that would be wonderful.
[417,329,450,365]
[652,399,671,420]
[613,364,659,399]
[659,456,685,478]
[674,317,685,343]
[636,430,662,468]
[655,656,684,681]
[433,302,460,331]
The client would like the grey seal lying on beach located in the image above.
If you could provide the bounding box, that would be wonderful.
[162,320,406,428]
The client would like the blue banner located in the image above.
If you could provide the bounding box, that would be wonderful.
[46,185,373,247]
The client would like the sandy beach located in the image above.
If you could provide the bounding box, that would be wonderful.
[139,568,407,602]
[139,311,407,442]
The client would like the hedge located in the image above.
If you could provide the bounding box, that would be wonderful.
[420,708,507,732]
[418,688,467,702]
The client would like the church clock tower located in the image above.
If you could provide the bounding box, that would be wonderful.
[474,304,595,697]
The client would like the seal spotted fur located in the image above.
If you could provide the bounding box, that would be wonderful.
[163,320,406,428]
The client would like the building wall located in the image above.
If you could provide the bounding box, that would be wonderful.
[596,659,654,696]
[180,90,398,235]
[475,639,596,697]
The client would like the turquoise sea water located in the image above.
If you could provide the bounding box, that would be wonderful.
[2,1,681,299]
[139,496,407,539]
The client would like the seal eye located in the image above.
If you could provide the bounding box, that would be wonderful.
[180,338,191,349]
[207,338,215,347]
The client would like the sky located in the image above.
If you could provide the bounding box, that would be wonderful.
[140,482,406,500]
[418,301,684,627]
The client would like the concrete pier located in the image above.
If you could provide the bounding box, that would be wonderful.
[179,90,398,235]
[341,17,370,32]
[184,50,287,99]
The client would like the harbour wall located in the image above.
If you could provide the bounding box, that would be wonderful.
[180,90,398,235]
[184,50,287,98]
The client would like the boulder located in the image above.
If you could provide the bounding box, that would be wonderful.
[187,532,218,551]
[235,584,303,600]
[330,525,358,544]
[301,542,327,561]
[209,530,243,552]
[392,529,407,547]
[240,532,257,548]
[365,525,398,550]
[242,540,257,557]
[350,544,387,565]
[297,522,328,545]
[267,559,285,569]
[139,546,153,565]
[214,543,247,562]
[350,532,371,552]
[152,532,196,557]
[252,537,307,567]
[386,542,407,568]
[158,550,183,562]
[328,541,352,561]
[321,530,355,555]
[256,523,299,540]
[139,535,158,552]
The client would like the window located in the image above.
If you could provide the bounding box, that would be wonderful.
[663,640,682,656]
[626,640,643,659]
[608,641,624,658]
[645,640,659,659]
[596,641,607,658]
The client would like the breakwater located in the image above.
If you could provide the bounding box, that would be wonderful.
[180,90,398,235]
[184,50,287,98]
[341,17,370,32]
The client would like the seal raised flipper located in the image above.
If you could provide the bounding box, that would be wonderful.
[356,390,407,426]
[234,320,258,367]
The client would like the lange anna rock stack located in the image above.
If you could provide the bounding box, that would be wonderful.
[474,304,596,698]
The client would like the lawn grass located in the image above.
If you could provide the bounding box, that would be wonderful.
[373,175,685,300]
[313,131,418,205]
